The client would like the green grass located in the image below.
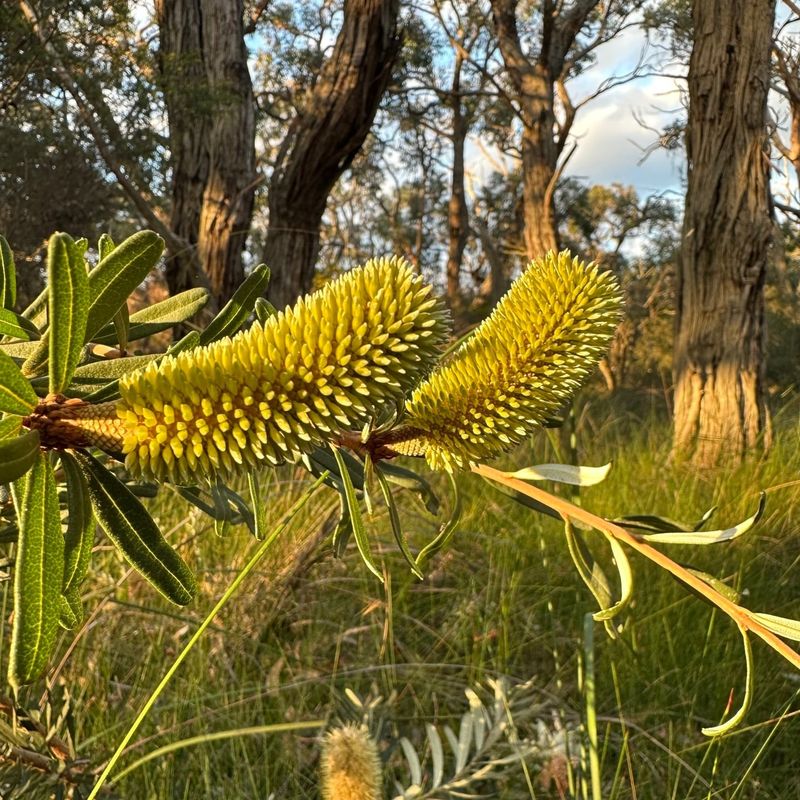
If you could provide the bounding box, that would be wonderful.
[3,398,800,798]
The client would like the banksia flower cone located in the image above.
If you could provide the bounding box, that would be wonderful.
[84,257,449,482]
[320,725,382,800]
[389,251,622,471]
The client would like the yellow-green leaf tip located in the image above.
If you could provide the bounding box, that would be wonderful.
[393,250,622,470]
[319,724,382,800]
[117,256,450,482]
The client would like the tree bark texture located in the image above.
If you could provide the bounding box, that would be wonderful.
[673,0,774,467]
[156,0,256,304]
[263,0,401,309]
[490,0,596,260]
[446,51,469,316]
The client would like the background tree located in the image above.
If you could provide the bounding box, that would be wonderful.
[261,0,402,309]
[155,0,257,302]
[489,0,646,260]
[672,0,776,466]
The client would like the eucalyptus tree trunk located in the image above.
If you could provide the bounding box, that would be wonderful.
[490,0,598,260]
[156,0,256,304]
[446,51,469,318]
[672,0,774,467]
[264,0,401,309]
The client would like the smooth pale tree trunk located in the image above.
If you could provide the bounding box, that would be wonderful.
[264,0,400,309]
[672,0,775,466]
[156,0,257,304]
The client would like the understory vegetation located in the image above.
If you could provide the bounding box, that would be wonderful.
[5,399,800,799]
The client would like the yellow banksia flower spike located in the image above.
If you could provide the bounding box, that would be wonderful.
[387,250,622,471]
[320,724,382,800]
[61,257,449,483]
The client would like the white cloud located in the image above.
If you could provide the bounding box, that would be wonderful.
[565,77,685,197]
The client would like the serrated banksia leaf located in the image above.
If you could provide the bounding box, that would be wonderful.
[54,257,449,482]
[389,250,622,471]
[320,725,382,800]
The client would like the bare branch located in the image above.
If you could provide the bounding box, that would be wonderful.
[774,199,800,220]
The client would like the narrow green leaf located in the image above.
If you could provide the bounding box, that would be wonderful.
[92,288,210,346]
[112,303,130,352]
[82,351,167,404]
[400,737,422,788]
[378,461,440,515]
[0,348,38,414]
[98,234,115,262]
[331,492,352,558]
[684,568,742,604]
[0,235,16,309]
[216,483,255,532]
[306,446,365,491]
[59,589,82,630]
[0,308,40,341]
[247,472,268,541]
[0,429,41,484]
[362,453,375,516]
[426,723,444,788]
[254,297,277,323]
[9,452,64,688]
[0,415,22,440]
[0,341,39,360]
[173,486,219,518]
[199,264,271,344]
[60,453,95,596]
[563,519,615,626]
[48,233,90,393]
[593,532,633,622]
[38,353,160,398]
[506,462,612,487]
[375,466,423,579]
[640,494,765,545]
[85,230,165,342]
[330,443,382,582]
[73,450,196,605]
[166,330,201,356]
[416,471,462,567]
[100,234,129,352]
[693,506,718,531]
[67,353,160,383]
[750,612,800,642]
[455,710,473,772]
[702,624,753,736]
[613,511,714,534]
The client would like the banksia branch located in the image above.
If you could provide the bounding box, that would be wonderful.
[383,251,622,471]
[26,257,450,483]
[320,725,382,800]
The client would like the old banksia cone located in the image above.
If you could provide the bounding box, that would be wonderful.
[320,725,382,800]
[388,250,622,471]
[77,257,449,482]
